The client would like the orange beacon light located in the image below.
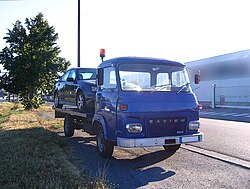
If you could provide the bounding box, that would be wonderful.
[100,49,105,62]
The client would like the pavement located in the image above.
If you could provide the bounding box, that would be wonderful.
[200,107,250,123]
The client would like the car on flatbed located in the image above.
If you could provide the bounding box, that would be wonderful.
[54,68,97,112]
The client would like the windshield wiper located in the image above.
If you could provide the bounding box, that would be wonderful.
[176,83,190,94]
[151,84,172,93]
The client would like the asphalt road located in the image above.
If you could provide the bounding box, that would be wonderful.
[200,108,250,122]
[67,117,250,188]
[191,118,250,162]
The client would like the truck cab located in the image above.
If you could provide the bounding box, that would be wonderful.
[93,57,203,157]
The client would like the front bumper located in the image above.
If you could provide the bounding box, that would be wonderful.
[117,132,203,148]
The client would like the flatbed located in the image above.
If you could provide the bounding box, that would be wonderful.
[54,106,95,137]
[54,106,94,119]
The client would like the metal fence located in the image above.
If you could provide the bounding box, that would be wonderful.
[214,85,250,107]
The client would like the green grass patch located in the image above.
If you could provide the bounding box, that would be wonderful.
[0,102,108,189]
[0,102,24,125]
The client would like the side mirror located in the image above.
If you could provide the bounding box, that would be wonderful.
[67,77,74,82]
[97,68,104,86]
[194,74,200,84]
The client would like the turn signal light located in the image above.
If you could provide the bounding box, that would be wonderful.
[198,104,202,110]
[119,104,128,111]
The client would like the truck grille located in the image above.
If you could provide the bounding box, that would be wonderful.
[145,117,187,137]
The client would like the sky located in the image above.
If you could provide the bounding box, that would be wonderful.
[0,0,250,71]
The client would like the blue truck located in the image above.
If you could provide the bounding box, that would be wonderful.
[55,56,203,157]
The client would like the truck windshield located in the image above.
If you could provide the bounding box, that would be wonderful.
[119,63,191,93]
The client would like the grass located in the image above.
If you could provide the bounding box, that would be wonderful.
[0,102,108,189]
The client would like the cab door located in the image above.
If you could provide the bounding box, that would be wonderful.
[96,66,118,141]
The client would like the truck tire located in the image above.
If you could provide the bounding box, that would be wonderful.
[96,125,114,158]
[64,116,74,137]
[163,144,181,152]
[54,92,63,108]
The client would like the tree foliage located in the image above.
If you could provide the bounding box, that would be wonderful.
[0,13,70,109]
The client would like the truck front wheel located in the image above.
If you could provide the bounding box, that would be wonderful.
[163,144,181,152]
[64,116,74,137]
[96,125,114,158]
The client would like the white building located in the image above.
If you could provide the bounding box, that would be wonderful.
[185,50,250,108]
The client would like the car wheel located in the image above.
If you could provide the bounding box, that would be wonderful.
[64,115,74,137]
[76,91,86,112]
[163,144,181,152]
[96,125,114,158]
[54,92,63,108]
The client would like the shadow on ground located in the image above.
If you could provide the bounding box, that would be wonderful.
[67,135,176,189]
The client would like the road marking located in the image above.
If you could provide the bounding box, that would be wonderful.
[231,113,250,117]
[201,112,250,117]
[218,113,238,116]
[200,112,238,116]
[200,112,213,115]
[206,112,224,115]
[200,112,226,115]
[182,145,250,170]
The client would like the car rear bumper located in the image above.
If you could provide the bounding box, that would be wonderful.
[117,132,203,148]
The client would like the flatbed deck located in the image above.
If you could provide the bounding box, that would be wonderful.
[54,105,95,136]
[54,106,94,119]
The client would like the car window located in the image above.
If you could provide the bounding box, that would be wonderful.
[68,70,76,80]
[60,70,70,81]
[78,69,96,80]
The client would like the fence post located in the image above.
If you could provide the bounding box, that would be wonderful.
[211,84,216,108]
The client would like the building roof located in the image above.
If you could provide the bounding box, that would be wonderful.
[185,49,250,67]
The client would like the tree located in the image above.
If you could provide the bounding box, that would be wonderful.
[0,13,70,109]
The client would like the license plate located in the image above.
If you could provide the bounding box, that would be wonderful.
[165,139,176,144]
[181,136,199,143]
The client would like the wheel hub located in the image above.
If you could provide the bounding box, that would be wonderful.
[77,94,84,109]
[98,131,104,152]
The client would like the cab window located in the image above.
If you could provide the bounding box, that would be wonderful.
[101,67,117,89]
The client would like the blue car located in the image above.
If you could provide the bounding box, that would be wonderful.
[54,68,97,112]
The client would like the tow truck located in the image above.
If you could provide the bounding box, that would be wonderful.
[54,50,203,157]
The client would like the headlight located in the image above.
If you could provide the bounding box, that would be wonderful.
[189,121,200,130]
[126,123,143,133]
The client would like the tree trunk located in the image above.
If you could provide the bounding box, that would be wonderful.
[28,89,34,100]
